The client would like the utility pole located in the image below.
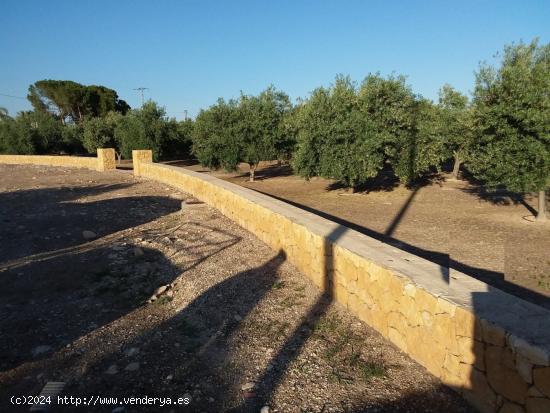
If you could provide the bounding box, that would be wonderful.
[183,110,188,121]
[133,87,149,106]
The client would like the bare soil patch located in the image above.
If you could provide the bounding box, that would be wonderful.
[179,161,550,311]
[0,165,472,412]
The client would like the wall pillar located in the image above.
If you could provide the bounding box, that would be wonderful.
[132,150,153,176]
[96,148,116,171]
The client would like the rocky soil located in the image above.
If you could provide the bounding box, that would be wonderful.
[0,164,473,412]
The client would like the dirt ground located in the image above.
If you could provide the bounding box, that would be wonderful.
[0,164,473,412]
[178,161,550,311]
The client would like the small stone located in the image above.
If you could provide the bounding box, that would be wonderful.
[125,362,140,372]
[241,382,255,391]
[32,345,52,357]
[166,290,174,298]
[155,285,169,296]
[105,365,118,375]
[260,406,270,413]
[208,397,214,403]
[234,314,242,322]
[124,347,140,357]
[166,374,173,381]
[82,230,97,240]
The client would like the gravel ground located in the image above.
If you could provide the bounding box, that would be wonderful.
[0,164,474,413]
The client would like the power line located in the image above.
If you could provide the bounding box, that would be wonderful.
[133,87,149,106]
[0,93,27,100]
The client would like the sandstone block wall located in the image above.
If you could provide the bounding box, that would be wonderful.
[0,148,116,172]
[96,148,116,171]
[132,150,153,176]
[136,159,550,413]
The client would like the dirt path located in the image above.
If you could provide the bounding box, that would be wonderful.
[0,164,472,412]
[178,161,550,311]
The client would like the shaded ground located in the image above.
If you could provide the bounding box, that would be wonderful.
[0,164,473,412]
[179,161,550,311]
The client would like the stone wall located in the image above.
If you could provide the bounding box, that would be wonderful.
[0,148,115,172]
[131,152,550,412]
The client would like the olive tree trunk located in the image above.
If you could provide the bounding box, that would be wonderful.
[452,152,461,180]
[536,190,548,222]
[249,163,257,182]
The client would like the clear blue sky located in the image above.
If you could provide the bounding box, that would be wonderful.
[1,0,549,120]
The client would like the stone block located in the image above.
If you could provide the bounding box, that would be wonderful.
[454,306,482,340]
[526,397,550,413]
[415,288,438,316]
[457,336,485,371]
[508,335,550,367]
[481,319,506,346]
[533,367,550,398]
[517,355,534,384]
[499,402,525,413]
[132,150,153,176]
[96,148,116,171]
[388,327,408,352]
[486,345,528,404]
[462,368,497,413]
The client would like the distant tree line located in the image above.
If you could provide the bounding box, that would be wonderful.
[0,40,548,220]
[0,81,192,162]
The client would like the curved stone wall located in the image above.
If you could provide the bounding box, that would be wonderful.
[132,150,550,413]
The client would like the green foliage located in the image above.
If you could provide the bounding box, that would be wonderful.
[292,76,377,187]
[193,98,241,170]
[0,110,65,154]
[60,123,85,154]
[192,87,293,178]
[469,39,550,193]
[437,84,472,175]
[27,79,130,123]
[0,117,34,154]
[411,98,447,177]
[115,101,182,161]
[80,111,123,156]
[292,74,442,187]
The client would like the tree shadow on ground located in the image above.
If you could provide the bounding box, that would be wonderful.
[234,163,294,181]
[0,244,179,373]
[0,184,181,264]
[0,216,241,410]
[43,252,288,412]
[460,184,539,217]
[325,168,445,194]
[0,183,188,374]
[454,167,543,217]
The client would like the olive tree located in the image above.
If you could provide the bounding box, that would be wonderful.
[81,112,123,161]
[438,84,472,179]
[192,87,293,181]
[115,101,178,161]
[470,40,550,221]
